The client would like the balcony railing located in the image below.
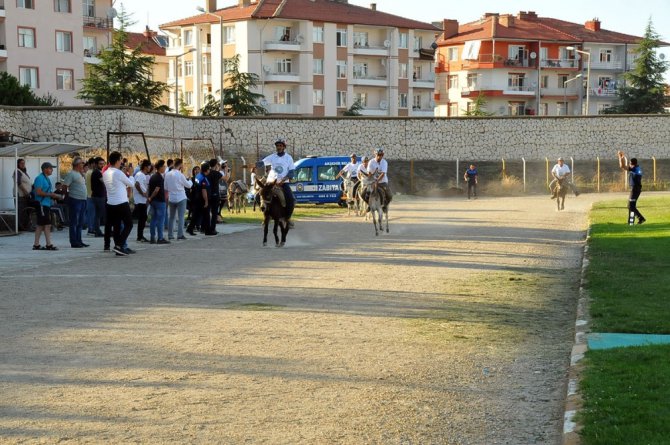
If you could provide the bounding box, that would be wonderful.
[83,16,113,29]
[540,58,578,69]
[461,84,536,95]
[591,60,624,70]
[264,40,301,51]
[592,86,619,97]
[266,103,299,114]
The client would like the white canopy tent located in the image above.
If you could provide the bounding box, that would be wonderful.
[0,142,90,235]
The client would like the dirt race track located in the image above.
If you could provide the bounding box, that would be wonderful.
[0,195,606,444]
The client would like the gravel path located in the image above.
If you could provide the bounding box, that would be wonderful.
[0,194,602,444]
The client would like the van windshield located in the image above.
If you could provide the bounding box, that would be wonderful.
[291,166,312,183]
[317,165,340,181]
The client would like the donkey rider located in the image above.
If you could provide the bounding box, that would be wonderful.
[262,138,296,228]
[549,157,580,199]
[361,148,392,207]
[336,153,361,197]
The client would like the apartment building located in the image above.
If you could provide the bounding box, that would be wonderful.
[434,12,647,117]
[160,0,439,116]
[126,29,170,108]
[0,0,112,105]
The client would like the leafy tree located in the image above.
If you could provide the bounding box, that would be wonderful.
[200,54,266,116]
[0,72,62,106]
[342,99,364,116]
[463,92,493,116]
[77,7,168,110]
[178,97,192,116]
[602,19,668,114]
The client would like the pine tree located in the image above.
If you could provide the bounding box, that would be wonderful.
[603,19,668,114]
[0,72,62,106]
[77,7,168,110]
[201,55,266,116]
[463,92,493,116]
[342,99,364,116]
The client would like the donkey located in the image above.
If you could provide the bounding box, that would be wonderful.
[554,178,568,211]
[361,178,389,235]
[227,179,248,214]
[342,176,361,216]
[256,178,290,247]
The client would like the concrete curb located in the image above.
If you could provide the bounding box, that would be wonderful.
[563,225,592,445]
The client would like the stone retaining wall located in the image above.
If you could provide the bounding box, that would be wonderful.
[1,106,669,161]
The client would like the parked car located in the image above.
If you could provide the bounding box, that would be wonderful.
[289,156,351,205]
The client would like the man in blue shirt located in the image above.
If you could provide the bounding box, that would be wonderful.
[464,164,478,199]
[618,150,645,225]
[32,162,63,250]
[186,162,212,235]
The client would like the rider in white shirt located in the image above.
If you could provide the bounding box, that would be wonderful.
[336,153,361,195]
[549,157,579,198]
[362,148,392,206]
[262,138,296,226]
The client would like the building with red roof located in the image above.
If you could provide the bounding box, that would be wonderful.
[434,11,656,117]
[160,0,439,116]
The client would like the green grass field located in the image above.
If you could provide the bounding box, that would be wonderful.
[220,203,345,224]
[580,195,670,445]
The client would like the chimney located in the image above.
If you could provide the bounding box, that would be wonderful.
[517,11,538,21]
[585,18,601,32]
[499,14,514,27]
[370,3,376,11]
[205,0,217,12]
[143,25,157,40]
[442,19,459,39]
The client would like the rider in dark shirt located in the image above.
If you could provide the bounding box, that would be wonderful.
[618,150,645,225]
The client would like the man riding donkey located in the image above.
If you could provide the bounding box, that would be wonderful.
[261,138,296,228]
[361,148,392,211]
[549,157,580,199]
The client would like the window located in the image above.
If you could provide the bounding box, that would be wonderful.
[558,74,569,87]
[413,94,421,109]
[56,69,73,90]
[313,89,323,105]
[275,59,292,74]
[224,26,235,44]
[507,73,525,90]
[19,67,38,88]
[414,66,423,80]
[448,102,458,117]
[399,63,407,79]
[274,26,290,42]
[354,92,368,107]
[398,33,408,49]
[223,58,234,72]
[336,91,347,107]
[54,0,70,13]
[336,29,347,47]
[184,91,193,106]
[206,33,211,44]
[599,49,612,63]
[508,101,525,116]
[539,103,548,116]
[336,60,347,78]
[202,57,211,76]
[353,32,368,47]
[448,75,458,89]
[18,28,35,48]
[184,61,193,76]
[353,63,368,78]
[557,102,568,116]
[56,31,73,52]
[83,36,97,55]
[17,0,34,8]
[273,90,292,104]
[183,30,193,46]
[291,166,312,183]
[447,47,458,61]
[313,59,323,75]
[466,102,476,114]
[398,93,408,108]
[83,0,94,16]
[313,26,324,43]
[318,165,340,181]
[597,103,612,113]
[413,36,423,51]
[466,73,478,88]
[540,75,549,88]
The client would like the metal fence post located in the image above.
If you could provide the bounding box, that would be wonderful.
[456,158,459,189]
[596,156,600,193]
[652,156,657,187]
[501,158,506,180]
[570,157,575,187]
[545,157,549,188]
[522,157,526,192]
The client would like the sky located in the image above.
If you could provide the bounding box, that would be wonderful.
[118,0,670,63]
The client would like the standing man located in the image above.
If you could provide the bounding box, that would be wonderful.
[263,138,296,227]
[62,157,89,248]
[464,164,478,200]
[85,157,96,235]
[618,150,646,225]
[103,151,135,256]
[207,159,223,234]
[365,148,392,207]
[89,157,106,237]
[549,157,579,198]
[12,158,32,231]
[147,159,169,244]
[187,162,211,236]
[32,162,62,251]
[133,159,151,243]
[165,158,192,240]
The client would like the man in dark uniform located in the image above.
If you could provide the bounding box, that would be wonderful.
[464,164,478,199]
[618,150,645,225]
[207,159,222,235]
[187,162,212,236]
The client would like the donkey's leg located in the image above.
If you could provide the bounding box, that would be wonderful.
[263,215,270,246]
[385,207,389,233]
[273,219,280,246]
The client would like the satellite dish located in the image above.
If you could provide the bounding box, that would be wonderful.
[660,53,666,60]
[380,59,386,66]
[296,34,304,43]
[530,51,537,59]
[262,65,271,73]
[379,100,388,110]
[383,39,391,48]
[260,98,268,107]
[106,7,118,19]
[430,41,438,50]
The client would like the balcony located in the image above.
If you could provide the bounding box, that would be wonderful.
[264,40,302,52]
[411,108,435,117]
[352,44,389,57]
[0,4,5,20]
[591,60,624,70]
[0,47,6,60]
[540,58,578,69]
[83,16,113,30]
[411,77,435,89]
[265,71,300,83]
[503,85,536,96]
[540,87,580,98]
[591,86,619,97]
[266,103,299,114]
[201,44,211,54]
[359,107,389,116]
[461,84,536,97]
[83,48,102,64]
[351,74,387,87]
[460,54,538,69]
